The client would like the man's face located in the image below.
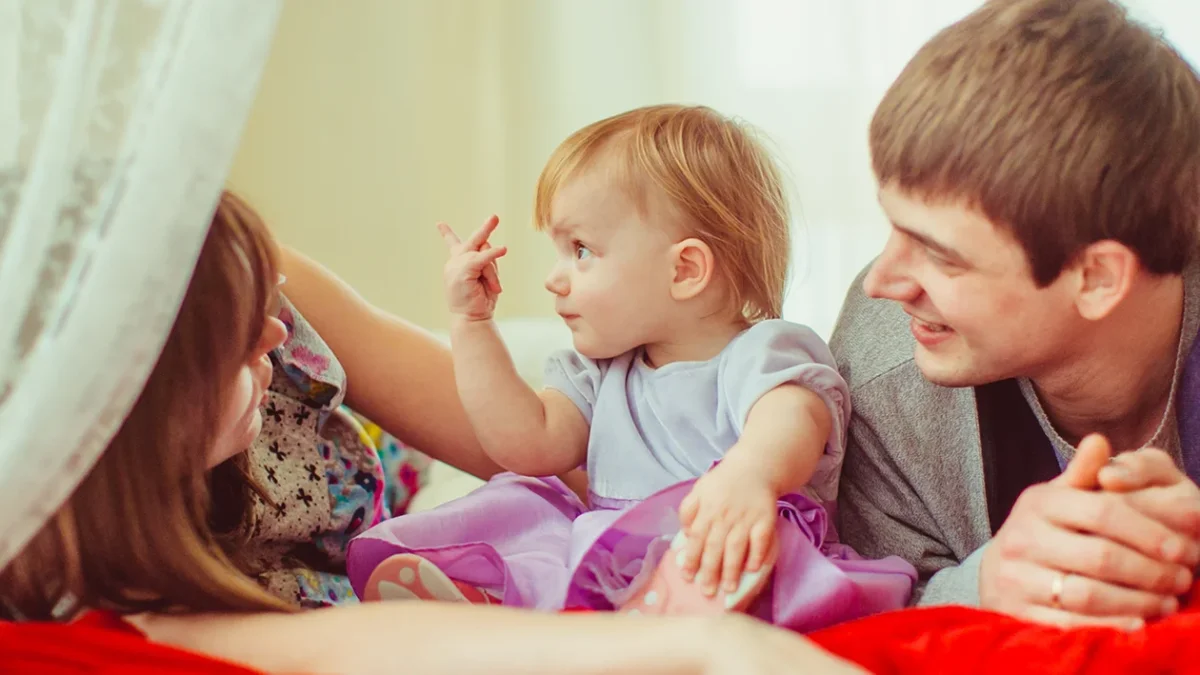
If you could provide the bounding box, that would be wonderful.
[863,184,1084,387]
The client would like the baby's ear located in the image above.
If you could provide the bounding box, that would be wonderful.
[669,238,715,301]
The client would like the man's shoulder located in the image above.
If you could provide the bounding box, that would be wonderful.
[830,265,919,391]
[831,268,988,560]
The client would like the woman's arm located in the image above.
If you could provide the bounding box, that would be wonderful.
[132,604,865,675]
[279,247,502,479]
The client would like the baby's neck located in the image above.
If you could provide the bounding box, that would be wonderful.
[642,317,750,368]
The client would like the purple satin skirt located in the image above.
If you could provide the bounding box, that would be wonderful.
[347,473,916,631]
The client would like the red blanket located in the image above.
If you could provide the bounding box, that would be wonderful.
[810,584,1200,673]
[0,611,257,674]
[5,591,1199,673]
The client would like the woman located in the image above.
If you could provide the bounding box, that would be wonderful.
[0,191,862,674]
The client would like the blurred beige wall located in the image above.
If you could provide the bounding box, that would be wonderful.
[228,0,673,331]
[223,1,1200,340]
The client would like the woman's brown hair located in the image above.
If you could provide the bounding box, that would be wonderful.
[0,190,294,619]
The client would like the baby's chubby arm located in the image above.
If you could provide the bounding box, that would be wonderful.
[727,383,832,496]
[441,216,589,477]
[679,384,832,594]
[451,318,589,476]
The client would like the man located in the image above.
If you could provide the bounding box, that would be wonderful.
[832,0,1200,629]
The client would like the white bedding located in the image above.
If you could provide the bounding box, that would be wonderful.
[410,317,572,512]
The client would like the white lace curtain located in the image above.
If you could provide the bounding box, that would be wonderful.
[0,0,280,570]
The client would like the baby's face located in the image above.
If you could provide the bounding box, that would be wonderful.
[543,162,681,359]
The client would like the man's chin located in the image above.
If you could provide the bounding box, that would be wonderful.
[913,349,992,389]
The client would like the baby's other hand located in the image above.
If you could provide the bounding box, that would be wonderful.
[677,462,778,596]
[438,215,506,321]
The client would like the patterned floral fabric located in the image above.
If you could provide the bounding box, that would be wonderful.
[356,415,431,517]
[235,295,430,608]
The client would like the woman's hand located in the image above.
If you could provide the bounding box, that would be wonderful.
[438,215,506,321]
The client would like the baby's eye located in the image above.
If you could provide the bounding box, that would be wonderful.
[574,242,593,260]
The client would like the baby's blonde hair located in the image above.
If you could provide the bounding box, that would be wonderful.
[534,104,790,322]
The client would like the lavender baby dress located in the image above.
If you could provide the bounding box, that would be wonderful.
[347,320,916,630]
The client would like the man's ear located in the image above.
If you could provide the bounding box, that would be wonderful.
[669,237,715,301]
[1072,240,1138,321]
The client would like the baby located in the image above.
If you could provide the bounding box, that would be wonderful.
[347,105,915,629]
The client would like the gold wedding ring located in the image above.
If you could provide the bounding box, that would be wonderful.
[1050,571,1066,609]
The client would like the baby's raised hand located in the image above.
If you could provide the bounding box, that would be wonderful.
[677,462,778,596]
[438,215,507,321]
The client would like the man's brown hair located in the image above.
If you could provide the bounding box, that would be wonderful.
[870,0,1200,285]
[1,191,293,619]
